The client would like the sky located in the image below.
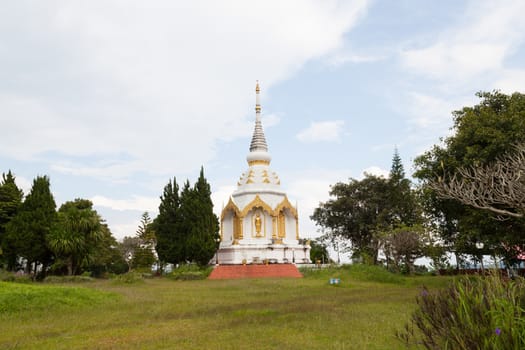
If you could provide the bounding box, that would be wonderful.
[2,1,525,259]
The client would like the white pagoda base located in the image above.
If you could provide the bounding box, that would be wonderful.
[216,242,310,265]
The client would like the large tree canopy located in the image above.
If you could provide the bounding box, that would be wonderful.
[312,151,421,264]
[414,91,525,262]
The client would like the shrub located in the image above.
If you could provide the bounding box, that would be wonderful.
[0,270,33,283]
[111,272,144,284]
[169,264,212,280]
[398,273,525,349]
[43,275,94,283]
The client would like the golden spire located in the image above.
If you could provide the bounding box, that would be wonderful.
[255,80,261,113]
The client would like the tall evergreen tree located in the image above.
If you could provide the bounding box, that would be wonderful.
[5,176,57,274]
[186,167,219,266]
[388,149,420,227]
[0,171,24,268]
[154,177,181,266]
[132,211,156,270]
[154,168,219,267]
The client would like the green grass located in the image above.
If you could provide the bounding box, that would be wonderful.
[0,267,451,349]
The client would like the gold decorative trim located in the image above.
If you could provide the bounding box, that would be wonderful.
[248,160,270,166]
[239,195,274,217]
[220,197,241,220]
[274,196,298,219]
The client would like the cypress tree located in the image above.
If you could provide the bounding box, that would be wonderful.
[0,171,24,268]
[154,178,181,266]
[191,167,219,266]
[5,175,57,274]
[178,170,219,266]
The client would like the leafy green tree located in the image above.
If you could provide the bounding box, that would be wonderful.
[313,151,422,265]
[311,174,390,264]
[4,176,57,274]
[48,199,104,275]
[87,224,127,276]
[309,239,330,264]
[0,171,24,268]
[119,236,140,272]
[382,225,424,274]
[414,91,525,264]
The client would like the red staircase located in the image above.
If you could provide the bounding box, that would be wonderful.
[208,264,303,279]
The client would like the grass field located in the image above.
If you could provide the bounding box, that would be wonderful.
[0,266,450,349]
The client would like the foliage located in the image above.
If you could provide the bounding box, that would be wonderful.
[398,274,525,349]
[311,174,390,264]
[312,150,421,264]
[382,225,425,274]
[154,167,219,266]
[0,171,23,269]
[180,168,220,266]
[0,269,32,283]
[119,236,140,272]
[132,211,156,269]
[154,177,181,266]
[430,143,525,218]
[43,275,95,283]
[84,224,127,277]
[309,239,330,264]
[169,263,213,280]
[48,199,104,276]
[111,271,145,284]
[4,176,57,275]
[414,91,525,265]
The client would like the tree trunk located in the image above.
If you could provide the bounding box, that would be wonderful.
[67,256,73,276]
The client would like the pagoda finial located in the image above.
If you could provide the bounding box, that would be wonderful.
[255,81,261,114]
[249,81,269,155]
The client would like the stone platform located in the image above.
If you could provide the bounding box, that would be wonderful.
[208,264,303,279]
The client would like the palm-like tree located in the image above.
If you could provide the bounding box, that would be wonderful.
[48,199,103,275]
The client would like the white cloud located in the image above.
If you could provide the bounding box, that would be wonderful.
[91,195,159,213]
[494,69,525,93]
[296,120,345,143]
[14,175,32,196]
[327,52,385,67]
[400,1,525,84]
[283,168,352,238]
[406,92,457,129]
[361,166,389,179]
[211,184,237,218]
[0,1,370,181]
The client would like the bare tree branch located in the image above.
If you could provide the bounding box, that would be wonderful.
[429,144,525,218]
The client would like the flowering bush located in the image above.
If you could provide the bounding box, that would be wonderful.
[398,273,525,349]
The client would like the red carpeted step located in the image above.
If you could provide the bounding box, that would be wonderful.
[208,264,303,279]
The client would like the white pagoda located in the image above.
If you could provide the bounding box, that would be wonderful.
[217,82,311,265]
